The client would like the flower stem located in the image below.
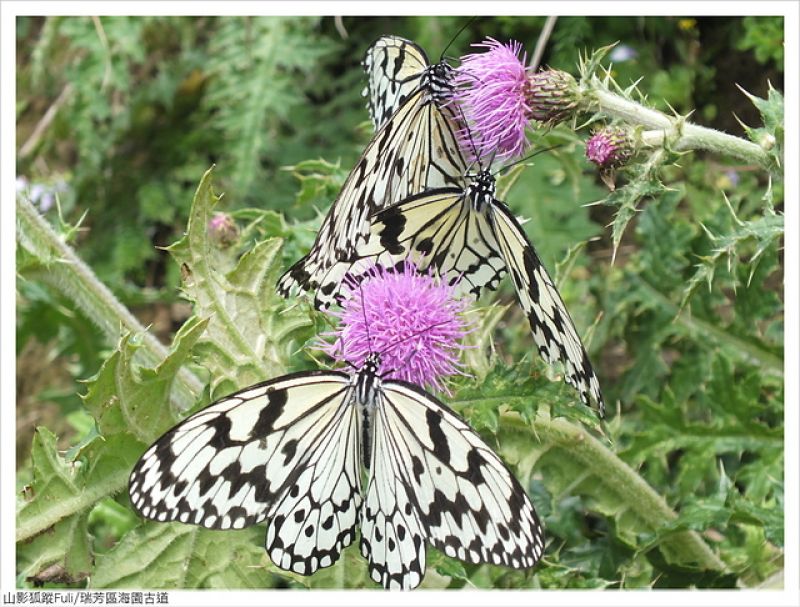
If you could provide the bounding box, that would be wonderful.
[590,87,772,170]
[506,411,727,572]
[16,196,204,409]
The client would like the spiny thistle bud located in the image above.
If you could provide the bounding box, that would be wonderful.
[320,262,470,394]
[525,69,580,125]
[207,212,239,247]
[585,126,635,169]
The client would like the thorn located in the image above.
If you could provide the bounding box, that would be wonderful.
[721,192,744,226]
[731,111,750,132]
[735,82,756,102]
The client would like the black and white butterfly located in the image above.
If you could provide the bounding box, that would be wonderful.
[314,169,606,415]
[128,352,544,590]
[278,36,467,309]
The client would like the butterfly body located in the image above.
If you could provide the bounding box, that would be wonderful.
[353,352,382,469]
[466,169,496,213]
[129,352,543,590]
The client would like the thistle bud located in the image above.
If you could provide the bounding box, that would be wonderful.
[585,126,634,169]
[525,69,580,125]
[207,212,239,248]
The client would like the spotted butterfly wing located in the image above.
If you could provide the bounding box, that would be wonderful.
[363,35,429,130]
[318,172,605,414]
[317,187,506,304]
[129,357,544,590]
[363,380,544,589]
[489,199,604,412]
[129,372,362,575]
[278,36,468,310]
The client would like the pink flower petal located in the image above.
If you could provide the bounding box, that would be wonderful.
[319,262,470,393]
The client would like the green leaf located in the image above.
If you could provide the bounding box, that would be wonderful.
[16,513,92,587]
[490,412,723,572]
[81,316,208,441]
[283,158,349,211]
[602,152,669,260]
[203,17,332,199]
[17,293,211,550]
[167,167,311,396]
[737,84,783,171]
[91,523,300,589]
[16,428,141,545]
[682,194,783,308]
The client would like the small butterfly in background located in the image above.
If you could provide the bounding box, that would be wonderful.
[128,348,544,590]
[278,36,468,310]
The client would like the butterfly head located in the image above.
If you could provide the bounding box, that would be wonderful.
[355,352,383,406]
[425,61,455,103]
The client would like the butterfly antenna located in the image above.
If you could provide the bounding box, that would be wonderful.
[358,279,373,355]
[488,146,498,171]
[330,332,359,371]
[451,101,481,175]
[379,319,453,378]
[381,319,452,356]
[440,16,478,61]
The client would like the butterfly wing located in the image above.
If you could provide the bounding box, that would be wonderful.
[318,183,604,411]
[315,188,507,308]
[490,201,605,413]
[363,36,429,131]
[278,40,468,309]
[363,380,544,589]
[129,371,363,576]
[360,395,428,590]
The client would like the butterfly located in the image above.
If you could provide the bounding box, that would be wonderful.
[128,351,545,590]
[314,168,606,415]
[278,36,468,310]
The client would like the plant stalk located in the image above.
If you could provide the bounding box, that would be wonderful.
[589,87,772,170]
[513,411,728,572]
[16,196,204,409]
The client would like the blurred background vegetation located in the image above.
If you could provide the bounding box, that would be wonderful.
[16,15,783,589]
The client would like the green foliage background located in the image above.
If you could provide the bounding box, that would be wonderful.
[16,16,784,590]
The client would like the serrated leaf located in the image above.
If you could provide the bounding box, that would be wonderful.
[604,163,668,259]
[579,43,619,81]
[282,157,348,210]
[682,196,783,308]
[737,84,783,171]
[91,523,298,589]
[81,316,208,441]
[16,429,142,545]
[167,167,311,396]
[473,409,723,573]
[16,512,92,587]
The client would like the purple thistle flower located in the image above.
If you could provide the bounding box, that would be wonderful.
[585,126,634,169]
[453,39,581,162]
[453,38,531,162]
[320,262,470,393]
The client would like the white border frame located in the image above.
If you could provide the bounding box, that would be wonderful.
[2,2,798,606]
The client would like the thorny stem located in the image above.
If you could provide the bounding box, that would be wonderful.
[16,196,204,409]
[503,411,728,572]
[588,87,773,170]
